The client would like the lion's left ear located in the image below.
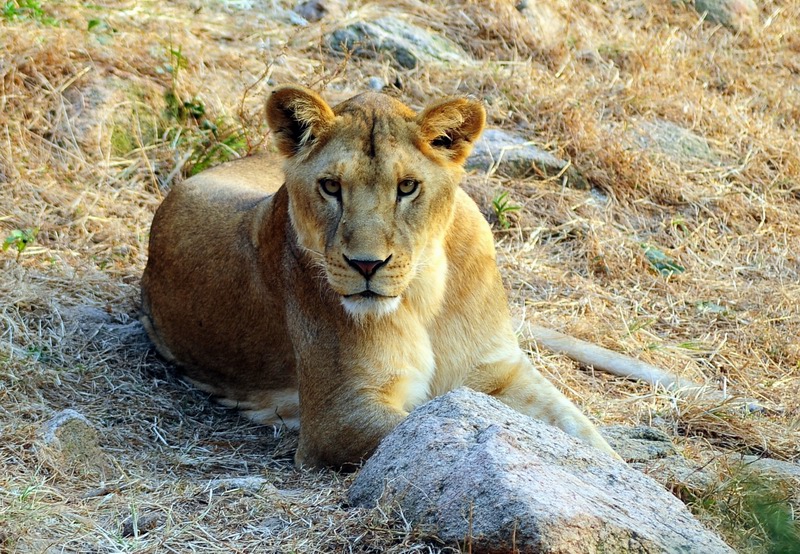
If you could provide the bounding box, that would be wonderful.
[417,98,486,165]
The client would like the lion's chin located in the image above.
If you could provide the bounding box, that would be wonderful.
[340,293,402,320]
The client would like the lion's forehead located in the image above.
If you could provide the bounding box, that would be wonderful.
[333,91,416,120]
[330,99,417,158]
[311,137,428,199]
[326,149,412,181]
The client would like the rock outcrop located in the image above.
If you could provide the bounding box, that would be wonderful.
[600,425,716,492]
[349,389,733,554]
[630,119,721,166]
[694,0,758,33]
[328,16,468,69]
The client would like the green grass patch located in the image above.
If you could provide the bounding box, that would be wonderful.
[2,0,57,24]
[641,243,685,276]
[687,469,800,553]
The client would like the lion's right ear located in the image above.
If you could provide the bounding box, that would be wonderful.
[266,86,335,157]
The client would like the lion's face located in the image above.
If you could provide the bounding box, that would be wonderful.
[266,87,485,318]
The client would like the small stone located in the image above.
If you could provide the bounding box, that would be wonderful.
[694,0,758,33]
[367,77,385,92]
[260,515,292,537]
[466,128,588,188]
[632,119,720,165]
[120,511,165,538]
[293,0,345,23]
[207,476,272,493]
[38,409,111,476]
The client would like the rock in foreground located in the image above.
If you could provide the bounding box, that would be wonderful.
[349,389,733,554]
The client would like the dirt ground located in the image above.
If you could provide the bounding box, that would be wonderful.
[1,1,798,552]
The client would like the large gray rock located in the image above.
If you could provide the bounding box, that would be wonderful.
[349,389,733,554]
[328,17,468,69]
[466,128,588,188]
[694,0,758,32]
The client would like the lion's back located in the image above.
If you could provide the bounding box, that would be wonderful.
[140,156,297,409]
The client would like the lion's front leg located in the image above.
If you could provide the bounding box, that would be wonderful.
[294,384,408,470]
[292,308,436,469]
[468,345,620,459]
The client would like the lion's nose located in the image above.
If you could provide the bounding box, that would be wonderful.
[343,254,392,279]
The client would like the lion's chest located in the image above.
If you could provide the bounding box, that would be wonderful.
[367,316,436,413]
[395,340,436,412]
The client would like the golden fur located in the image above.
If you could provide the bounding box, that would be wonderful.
[140,85,617,468]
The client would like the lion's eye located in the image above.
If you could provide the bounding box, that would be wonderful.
[319,178,341,197]
[397,179,419,198]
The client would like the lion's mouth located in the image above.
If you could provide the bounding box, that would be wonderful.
[344,290,395,300]
[340,290,402,318]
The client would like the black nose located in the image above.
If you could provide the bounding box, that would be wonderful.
[344,254,392,278]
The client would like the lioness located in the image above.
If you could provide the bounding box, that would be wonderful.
[140,85,617,467]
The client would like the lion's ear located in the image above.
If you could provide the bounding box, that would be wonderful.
[417,98,486,165]
[266,86,335,157]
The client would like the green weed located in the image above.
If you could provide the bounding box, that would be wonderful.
[87,17,115,44]
[641,243,685,276]
[157,45,248,179]
[2,0,57,24]
[163,92,247,177]
[3,228,37,260]
[687,469,799,553]
[492,191,521,229]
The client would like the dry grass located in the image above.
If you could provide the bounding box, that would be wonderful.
[1,0,798,552]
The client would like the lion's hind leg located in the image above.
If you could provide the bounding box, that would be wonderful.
[237,388,300,430]
[470,346,620,459]
[139,310,178,363]
[183,376,300,430]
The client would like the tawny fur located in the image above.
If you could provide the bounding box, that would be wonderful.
[140,85,619,468]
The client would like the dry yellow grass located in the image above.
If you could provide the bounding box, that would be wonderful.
[1,0,798,551]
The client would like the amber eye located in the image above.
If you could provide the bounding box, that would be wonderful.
[319,178,341,197]
[397,179,419,198]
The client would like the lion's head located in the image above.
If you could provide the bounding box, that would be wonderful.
[266,86,485,318]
